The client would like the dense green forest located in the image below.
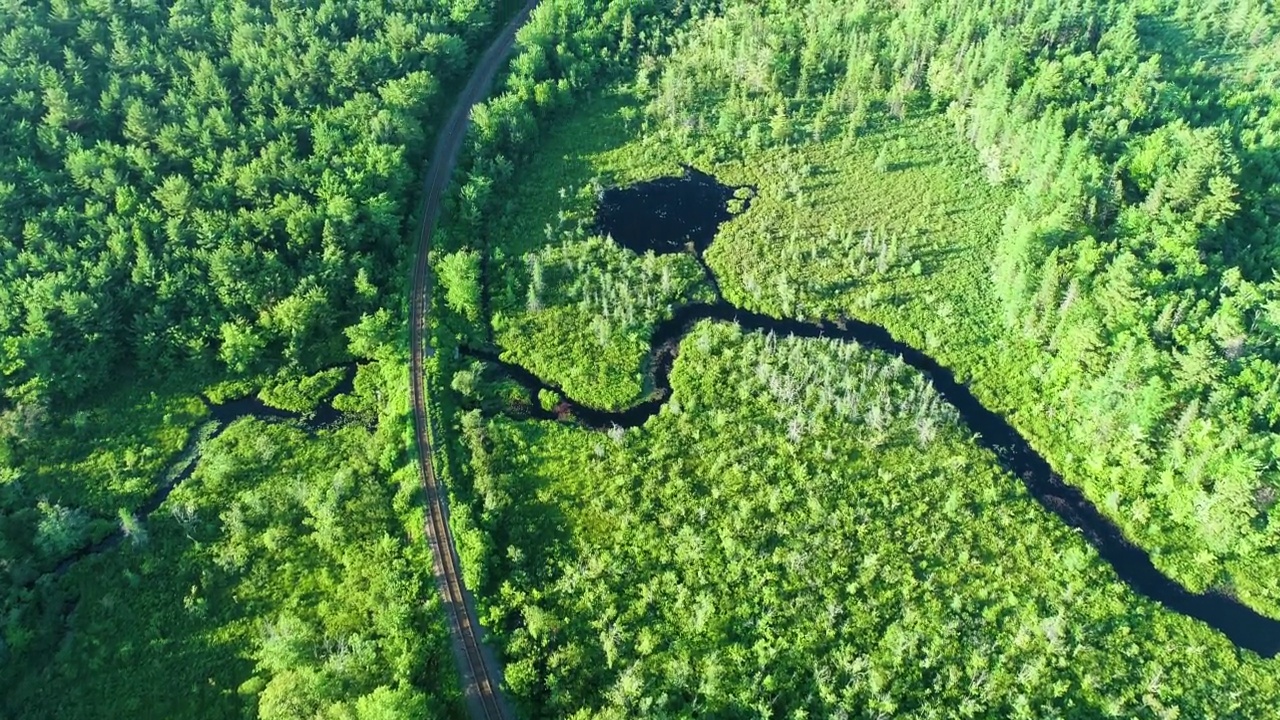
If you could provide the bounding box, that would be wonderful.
[0,0,504,408]
[9,0,1280,717]
[425,0,1280,716]
[0,0,526,717]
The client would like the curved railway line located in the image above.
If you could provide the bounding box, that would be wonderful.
[408,3,538,718]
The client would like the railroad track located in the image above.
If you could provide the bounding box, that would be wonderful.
[409,3,538,718]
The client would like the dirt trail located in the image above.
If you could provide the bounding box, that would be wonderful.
[408,3,539,719]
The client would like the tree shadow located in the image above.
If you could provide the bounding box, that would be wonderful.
[887,158,939,172]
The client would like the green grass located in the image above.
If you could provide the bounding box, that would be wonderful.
[675,108,1280,615]
[491,235,713,409]
[701,112,1014,355]
[481,93,1015,403]
[0,381,209,598]
[499,87,1280,615]
[477,91,716,409]
[16,384,207,518]
[481,92,686,264]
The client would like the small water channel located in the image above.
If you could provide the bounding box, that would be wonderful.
[473,168,1280,658]
[41,366,357,580]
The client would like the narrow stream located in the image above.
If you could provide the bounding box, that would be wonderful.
[39,366,357,581]
[470,169,1280,658]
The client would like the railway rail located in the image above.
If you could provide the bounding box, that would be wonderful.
[408,3,539,718]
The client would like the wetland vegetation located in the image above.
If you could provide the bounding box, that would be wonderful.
[429,0,1280,716]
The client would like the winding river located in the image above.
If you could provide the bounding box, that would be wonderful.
[470,167,1280,658]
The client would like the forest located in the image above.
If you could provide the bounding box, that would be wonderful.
[6,0,1280,718]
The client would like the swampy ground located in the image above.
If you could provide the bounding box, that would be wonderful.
[473,163,1280,655]
[435,88,1280,717]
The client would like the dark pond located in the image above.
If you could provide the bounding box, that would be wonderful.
[477,167,1280,658]
[594,165,750,255]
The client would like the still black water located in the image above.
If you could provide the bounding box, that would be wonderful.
[475,168,1280,658]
